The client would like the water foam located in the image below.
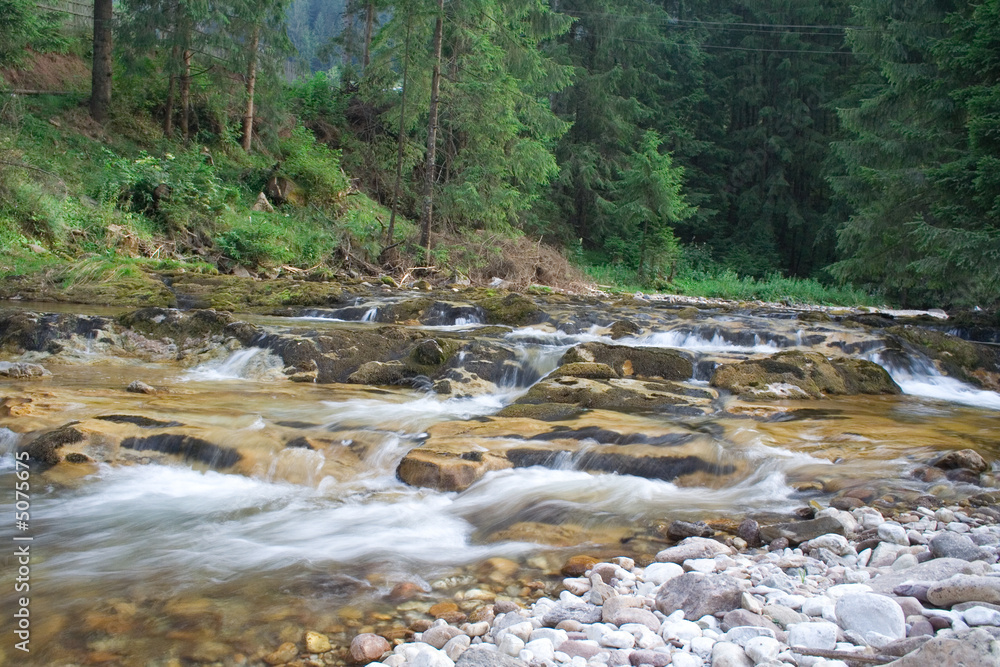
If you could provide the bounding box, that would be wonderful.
[871,352,1000,410]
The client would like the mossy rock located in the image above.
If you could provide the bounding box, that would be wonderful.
[609,319,641,339]
[22,423,86,466]
[165,273,343,311]
[385,297,434,323]
[798,311,832,323]
[517,376,715,414]
[550,362,619,380]
[0,310,113,353]
[561,342,693,380]
[0,270,175,308]
[888,325,1000,388]
[710,351,900,399]
[476,292,543,326]
[118,308,234,343]
[675,307,700,320]
[347,361,413,386]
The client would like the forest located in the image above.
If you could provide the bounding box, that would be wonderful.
[1,0,998,308]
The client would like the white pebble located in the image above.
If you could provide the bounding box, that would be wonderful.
[744,636,780,664]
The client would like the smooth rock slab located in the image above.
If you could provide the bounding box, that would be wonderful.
[423,626,465,649]
[655,572,743,620]
[835,593,905,643]
[711,641,753,667]
[643,562,684,585]
[542,602,603,627]
[721,610,781,634]
[758,516,846,546]
[962,606,1000,626]
[926,575,1000,607]
[628,649,671,667]
[787,622,838,651]
[882,628,1000,666]
[654,537,734,564]
[603,596,661,631]
[456,646,529,667]
[929,532,988,561]
[744,636,780,664]
[351,634,391,663]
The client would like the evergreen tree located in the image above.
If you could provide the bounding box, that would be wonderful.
[830,0,999,305]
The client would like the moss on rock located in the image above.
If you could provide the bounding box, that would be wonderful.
[476,292,543,326]
[710,350,900,399]
[561,342,693,380]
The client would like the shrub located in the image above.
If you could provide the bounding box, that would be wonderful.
[278,125,348,207]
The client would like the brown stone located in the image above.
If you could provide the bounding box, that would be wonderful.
[478,557,520,581]
[389,581,425,602]
[264,642,299,665]
[933,449,988,473]
[349,634,390,664]
[429,601,459,618]
[561,555,598,577]
[439,610,467,624]
[305,631,332,654]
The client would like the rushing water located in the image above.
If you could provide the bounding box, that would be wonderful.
[1,301,999,665]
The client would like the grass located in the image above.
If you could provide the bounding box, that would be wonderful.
[580,254,883,307]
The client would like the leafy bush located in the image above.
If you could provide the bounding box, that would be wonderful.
[99,149,233,232]
[278,125,348,207]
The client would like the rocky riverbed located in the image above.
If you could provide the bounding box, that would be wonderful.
[1,287,999,666]
[332,491,1000,667]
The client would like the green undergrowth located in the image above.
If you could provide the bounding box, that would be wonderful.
[0,85,403,288]
[580,250,882,307]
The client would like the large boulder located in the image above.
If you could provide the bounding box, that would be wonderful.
[655,572,743,619]
[710,351,900,399]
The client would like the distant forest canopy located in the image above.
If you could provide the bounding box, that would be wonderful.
[5,0,996,306]
[282,0,998,307]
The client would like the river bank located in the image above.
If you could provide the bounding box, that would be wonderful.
[1,289,998,666]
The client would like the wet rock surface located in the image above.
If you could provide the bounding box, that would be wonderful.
[2,292,1000,666]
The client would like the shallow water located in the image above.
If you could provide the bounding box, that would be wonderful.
[1,301,999,665]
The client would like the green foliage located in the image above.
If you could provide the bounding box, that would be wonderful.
[0,0,67,66]
[278,125,348,206]
[99,149,233,231]
[286,70,345,122]
[579,248,878,306]
[831,0,1000,307]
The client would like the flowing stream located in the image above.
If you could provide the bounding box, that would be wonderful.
[1,298,998,666]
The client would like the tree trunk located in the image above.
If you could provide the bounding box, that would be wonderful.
[385,9,413,248]
[164,44,179,136]
[363,2,375,69]
[241,26,261,152]
[343,2,354,67]
[180,48,192,143]
[90,0,113,123]
[418,0,445,259]
[164,75,175,136]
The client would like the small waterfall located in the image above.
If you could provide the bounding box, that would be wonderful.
[185,347,284,381]
[629,329,782,354]
[499,343,569,388]
[361,307,379,322]
[0,427,20,470]
[870,351,1000,410]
